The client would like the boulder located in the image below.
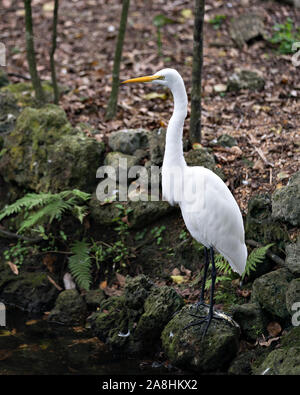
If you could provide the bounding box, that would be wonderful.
[84,289,106,310]
[253,327,300,375]
[108,129,148,155]
[148,128,166,165]
[0,258,59,312]
[272,171,300,227]
[47,289,87,325]
[184,147,225,180]
[245,193,288,249]
[104,151,140,179]
[227,70,265,91]
[231,302,267,341]
[0,105,105,192]
[284,239,300,276]
[89,195,174,229]
[134,286,184,342]
[229,13,267,48]
[286,278,300,314]
[161,305,240,372]
[251,268,294,320]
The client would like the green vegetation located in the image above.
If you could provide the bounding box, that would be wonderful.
[270,18,300,54]
[209,14,226,30]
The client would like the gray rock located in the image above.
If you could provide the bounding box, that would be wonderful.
[229,13,267,48]
[231,303,267,341]
[284,239,300,276]
[161,305,240,372]
[227,70,265,91]
[184,147,225,180]
[286,278,300,314]
[108,129,148,155]
[245,193,288,252]
[272,171,300,227]
[217,134,237,148]
[47,289,87,326]
[251,268,294,320]
[104,151,140,181]
[134,286,184,341]
[148,128,166,165]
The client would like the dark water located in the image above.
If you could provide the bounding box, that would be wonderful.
[0,305,178,375]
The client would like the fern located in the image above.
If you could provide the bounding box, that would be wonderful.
[68,240,92,291]
[204,243,274,290]
[242,243,274,279]
[0,190,91,233]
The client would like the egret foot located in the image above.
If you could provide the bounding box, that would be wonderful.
[183,312,213,339]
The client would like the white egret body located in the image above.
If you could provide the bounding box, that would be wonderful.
[122,68,247,335]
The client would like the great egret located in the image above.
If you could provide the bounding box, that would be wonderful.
[122,68,247,337]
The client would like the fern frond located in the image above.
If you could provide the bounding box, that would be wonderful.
[68,240,92,291]
[242,243,274,279]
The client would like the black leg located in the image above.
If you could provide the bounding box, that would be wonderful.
[184,247,218,338]
[198,247,209,307]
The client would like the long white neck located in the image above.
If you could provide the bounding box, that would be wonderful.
[162,77,188,170]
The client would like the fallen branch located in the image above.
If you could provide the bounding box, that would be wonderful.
[0,226,42,243]
[246,239,285,266]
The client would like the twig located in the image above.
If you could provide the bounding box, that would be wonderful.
[246,239,285,266]
[0,226,42,243]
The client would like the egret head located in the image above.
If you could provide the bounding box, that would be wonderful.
[122,68,182,90]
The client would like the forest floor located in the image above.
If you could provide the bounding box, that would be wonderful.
[1,0,300,213]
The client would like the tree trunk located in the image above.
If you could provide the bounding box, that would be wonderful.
[50,0,59,104]
[189,0,205,144]
[105,0,130,120]
[24,0,45,105]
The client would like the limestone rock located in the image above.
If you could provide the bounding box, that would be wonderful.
[0,105,105,192]
[161,305,240,372]
[227,70,265,91]
[231,303,267,341]
[284,239,300,276]
[108,129,148,155]
[184,147,225,180]
[230,13,266,48]
[272,171,300,227]
[286,278,300,314]
[251,268,294,320]
[47,289,87,325]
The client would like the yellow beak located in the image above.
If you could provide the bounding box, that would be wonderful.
[121,75,162,84]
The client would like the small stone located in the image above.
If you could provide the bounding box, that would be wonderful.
[227,69,265,91]
[284,239,300,276]
[216,134,237,148]
[108,129,149,155]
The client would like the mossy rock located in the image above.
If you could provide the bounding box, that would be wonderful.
[124,274,154,310]
[161,305,240,372]
[134,286,184,341]
[284,239,300,276]
[0,90,20,134]
[89,195,174,229]
[251,268,294,321]
[231,302,267,341]
[253,328,300,375]
[245,193,288,249]
[286,278,300,315]
[0,81,66,108]
[84,289,106,310]
[0,104,105,192]
[227,70,265,91]
[0,258,59,312]
[184,147,225,181]
[47,289,87,326]
[272,171,300,227]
